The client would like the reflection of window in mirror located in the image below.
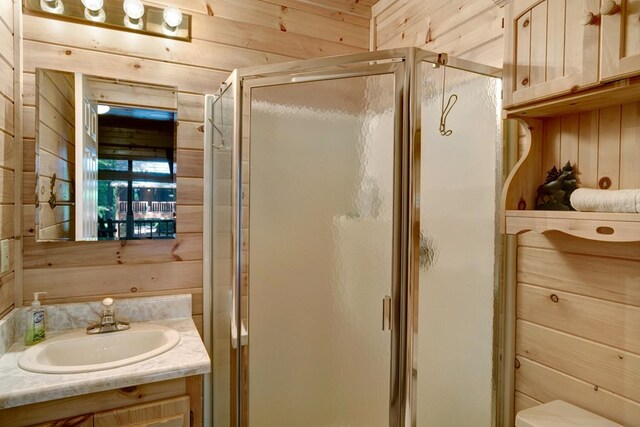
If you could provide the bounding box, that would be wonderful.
[97,106,177,240]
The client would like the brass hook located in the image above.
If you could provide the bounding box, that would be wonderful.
[48,174,58,209]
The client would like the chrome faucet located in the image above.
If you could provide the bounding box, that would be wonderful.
[86,298,130,334]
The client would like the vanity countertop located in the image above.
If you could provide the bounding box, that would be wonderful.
[0,295,210,409]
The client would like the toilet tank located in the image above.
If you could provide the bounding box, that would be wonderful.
[516,400,623,427]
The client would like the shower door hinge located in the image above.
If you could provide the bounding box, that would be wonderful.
[382,295,392,331]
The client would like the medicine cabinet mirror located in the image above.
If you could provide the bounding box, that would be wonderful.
[34,68,178,242]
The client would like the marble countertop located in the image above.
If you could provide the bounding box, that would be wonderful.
[0,295,210,409]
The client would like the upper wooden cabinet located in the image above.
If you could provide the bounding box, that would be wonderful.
[600,0,640,81]
[504,0,601,108]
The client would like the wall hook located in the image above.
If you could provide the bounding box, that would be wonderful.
[439,65,458,137]
[48,174,75,208]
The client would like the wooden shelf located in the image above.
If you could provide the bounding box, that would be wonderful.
[504,75,640,119]
[505,210,640,242]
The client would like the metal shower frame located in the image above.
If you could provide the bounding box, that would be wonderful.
[203,47,503,427]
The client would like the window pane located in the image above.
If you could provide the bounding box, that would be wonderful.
[98,159,128,171]
[132,160,174,175]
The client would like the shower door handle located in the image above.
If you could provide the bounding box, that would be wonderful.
[382,295,392,331]
[230,288,248,349]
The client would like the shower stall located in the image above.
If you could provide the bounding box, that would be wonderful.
[204,48,503,427]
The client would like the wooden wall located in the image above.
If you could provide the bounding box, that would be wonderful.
[371,0,505,68]
[0,0,18,320]
[514,232,640,426]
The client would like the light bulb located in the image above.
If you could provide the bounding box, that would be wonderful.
[81,0,103,12]
[97,105,110,115]
[82,0,105,22]
[123,0,144,20]
[40,0,64,14]
[163,7,183,28]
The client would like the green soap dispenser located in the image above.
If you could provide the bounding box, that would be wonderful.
[25,292,47,346]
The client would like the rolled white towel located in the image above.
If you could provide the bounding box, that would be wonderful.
[570,188,640,213]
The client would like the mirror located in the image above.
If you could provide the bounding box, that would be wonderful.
[35,68,178,242]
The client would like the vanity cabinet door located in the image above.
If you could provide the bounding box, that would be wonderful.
[600,0,640,81]
[504,0,601,108]
[31,414,93,427]
[93,395,190,427]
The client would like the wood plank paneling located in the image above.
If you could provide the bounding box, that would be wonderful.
[578,110,599,188]
[620,102,640,188]
[517,320,640,403]
[598,106,622,190]
[0,20,13,68]
[373,0,504,68]
[0,0,16,321]
[0,129,14,171]
[514,391,541,415]
[517,282,640,356]
[24,260,203,302]
[0,58,13,103]
[23,233,203,269]
[538,103,640,191]
[23,16,298,74]
[528,2,547,88]
[517,246,640,306]
[516,356,640,427]
[23,40,226,95]
[0,272,15,315]
[518,231,640,261]
[515,226,640,422]
[0,0,13,33]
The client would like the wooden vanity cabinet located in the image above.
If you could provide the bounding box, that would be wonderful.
[0,377,201,427]
[600,0,640,81]
[503,0,601,108]
[93,395,190,427]
[30,395,189,427]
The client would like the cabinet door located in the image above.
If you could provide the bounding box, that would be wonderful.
[504,0,601,107]
[93,395,190,427]
[601,0,640,81]
[31,414,93,427]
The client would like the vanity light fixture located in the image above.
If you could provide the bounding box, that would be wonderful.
[123,0,144,30]
[40,0,64,14]
[162,6,183,35]
[81,0,106,22]
[26,0,191,41]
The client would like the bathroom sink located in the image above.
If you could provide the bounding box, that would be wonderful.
[18,323,180,374]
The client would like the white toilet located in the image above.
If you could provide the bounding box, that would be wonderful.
[516,400,623,427]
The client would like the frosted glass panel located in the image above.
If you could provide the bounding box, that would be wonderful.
[417,63,501,427]
[248,74,395,427]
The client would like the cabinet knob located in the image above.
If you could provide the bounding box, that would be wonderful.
[600,0,619,16]
[580,12,598,26]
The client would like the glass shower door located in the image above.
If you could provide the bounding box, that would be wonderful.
[416,60,502,427]
[244,71,398,427]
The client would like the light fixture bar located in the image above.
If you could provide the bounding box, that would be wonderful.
[25,0,192,42]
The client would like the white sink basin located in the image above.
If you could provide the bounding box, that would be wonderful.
[18,323,180,374]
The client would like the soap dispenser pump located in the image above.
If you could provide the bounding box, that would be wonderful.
[25,292,47,345]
